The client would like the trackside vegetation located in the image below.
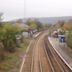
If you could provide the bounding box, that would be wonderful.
[0,23,20,52]
[0,23,29,72]
[66,29,72,48]
[58,21,72,49]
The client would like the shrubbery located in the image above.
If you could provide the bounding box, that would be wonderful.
[0,23,21,53]
[66,31,72,48]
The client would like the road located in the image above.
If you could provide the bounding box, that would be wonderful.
[21,31,72,72]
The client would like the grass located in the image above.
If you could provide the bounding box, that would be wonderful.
[0,39,30,72]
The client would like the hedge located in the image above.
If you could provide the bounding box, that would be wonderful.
[66,31,72,48]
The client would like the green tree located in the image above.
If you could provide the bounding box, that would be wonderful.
[35,20,43,31]
[66,30,72,48]
[26,19,37,29]
[0,23,20,52]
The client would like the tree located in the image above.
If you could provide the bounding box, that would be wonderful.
[26,19,37,29]
[58,21,64,28]
[0,23,20,52]
[26,19,43,37]
[16,19,23,23]
[44,24,51,29]
[63,20,72,30]
[35,20,43,31]
[26,19,43,30]
[66,30,72,48]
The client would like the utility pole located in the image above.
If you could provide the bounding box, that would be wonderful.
[24,0,26,19]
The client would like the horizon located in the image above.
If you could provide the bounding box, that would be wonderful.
[23,16,72,24]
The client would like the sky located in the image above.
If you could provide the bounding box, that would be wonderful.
[25,0,72,18]
[0,0,72,21]
[0,0,24,21]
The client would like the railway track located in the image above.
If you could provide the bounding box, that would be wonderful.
[44,36,72,72]
[22,31,72,72]
[31,33,43,72]
[22,31,44,72]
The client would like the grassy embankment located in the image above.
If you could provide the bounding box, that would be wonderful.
[0,39,30,72]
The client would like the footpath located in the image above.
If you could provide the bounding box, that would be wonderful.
[48,37,72,70]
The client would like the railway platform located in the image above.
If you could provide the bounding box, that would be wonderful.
[48,37,72,71]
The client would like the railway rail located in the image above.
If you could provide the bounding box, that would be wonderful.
[44,36,72,72]
[22,31,72,72]
[31,33,43,72]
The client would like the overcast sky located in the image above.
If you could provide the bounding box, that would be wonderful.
[0,0,24,21]
[25,0,72,18]
[0,0,72,21]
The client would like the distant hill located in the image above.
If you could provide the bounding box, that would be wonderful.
[6,16,72,25]
[37,16,72,24]
[24,16,72,24]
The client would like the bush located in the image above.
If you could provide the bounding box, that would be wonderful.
[59,31,65,35]
[0,23,21,52]
[66,31,72,48]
